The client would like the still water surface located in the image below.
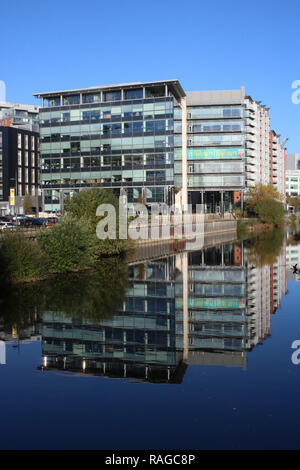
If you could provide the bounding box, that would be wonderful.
[1,230,300,449]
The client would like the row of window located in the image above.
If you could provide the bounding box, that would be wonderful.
[40,102,173,123]
[188,175,244,188]
[174,121,243,134]
[43,87,170,107]
[41,153,173,170]
[174,106,243,120]
[188,134,244,146]
[40,136,174,155]
[40,119,173,138]
[174,161,244,174]
[41,169,173,186]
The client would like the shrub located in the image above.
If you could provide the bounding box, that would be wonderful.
[0,232,47,282]
[37,215,98,273]
[256,199,284,227]
[64,187,128,256]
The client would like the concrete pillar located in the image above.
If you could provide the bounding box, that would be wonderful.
[181,97,187,207]
[221,190,224,217]
[165,84,168,97]
[60,95,63,106]
[59,189,64,212]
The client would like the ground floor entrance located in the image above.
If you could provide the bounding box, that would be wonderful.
[188,190,243,214]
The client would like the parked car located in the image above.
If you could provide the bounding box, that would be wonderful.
[0,221,16,231]
[45,217,58,227]
[3,215,14,223]
[30,218,45,226]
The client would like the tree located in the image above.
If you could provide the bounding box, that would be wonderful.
[37,215,98,273]
[64,188,128,256]
[287,194,300,212]
[0,232,47,282]
[256,198,285,226]
[23,193,33,214]
[246,183,283,218]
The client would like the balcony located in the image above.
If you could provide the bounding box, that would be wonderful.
[246,133,256,142]
[246,142,255,150]
[246,150,256,158]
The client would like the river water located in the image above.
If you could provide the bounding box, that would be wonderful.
[0,229,300,450]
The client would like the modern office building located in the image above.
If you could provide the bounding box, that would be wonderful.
[174,89,287,212]
[34,80,186,213]
[34,80,286,214]
[286,154,300,197]
[0,125,40,214]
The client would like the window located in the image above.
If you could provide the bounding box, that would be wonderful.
[63,95,80,105]
[104,90,121,102]
[124,88,143,99]
[82,93,100,103]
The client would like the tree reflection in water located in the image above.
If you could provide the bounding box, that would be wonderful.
[0,257,128,333]
[244,228,284,267]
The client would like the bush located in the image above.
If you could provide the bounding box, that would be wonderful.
[64,187,128,256]
[256,199,284,227]
[0,232,47,282]
[37,215,98,273]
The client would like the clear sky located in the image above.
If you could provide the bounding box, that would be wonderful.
[1,0,300,152]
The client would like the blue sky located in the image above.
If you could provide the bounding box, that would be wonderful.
[1,0,300,152]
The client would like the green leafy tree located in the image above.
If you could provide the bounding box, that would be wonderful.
[256,198,284,226]
[0,232,47,282]
[64,188,128,256]
[23,193,33,214]
[37,215,98,273]
[246,183,282,213]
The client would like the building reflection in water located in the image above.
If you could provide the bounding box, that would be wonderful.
[38,240,287,383]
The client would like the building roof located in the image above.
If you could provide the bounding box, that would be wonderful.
[0,101,39,112]
[33,79,186,101]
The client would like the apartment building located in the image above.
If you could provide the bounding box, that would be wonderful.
[270,130,286,198]
[0,101,39,132]
[0,125,40,215]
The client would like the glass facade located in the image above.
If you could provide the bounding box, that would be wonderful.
[174,101,245,213]
[39,85,177,211]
